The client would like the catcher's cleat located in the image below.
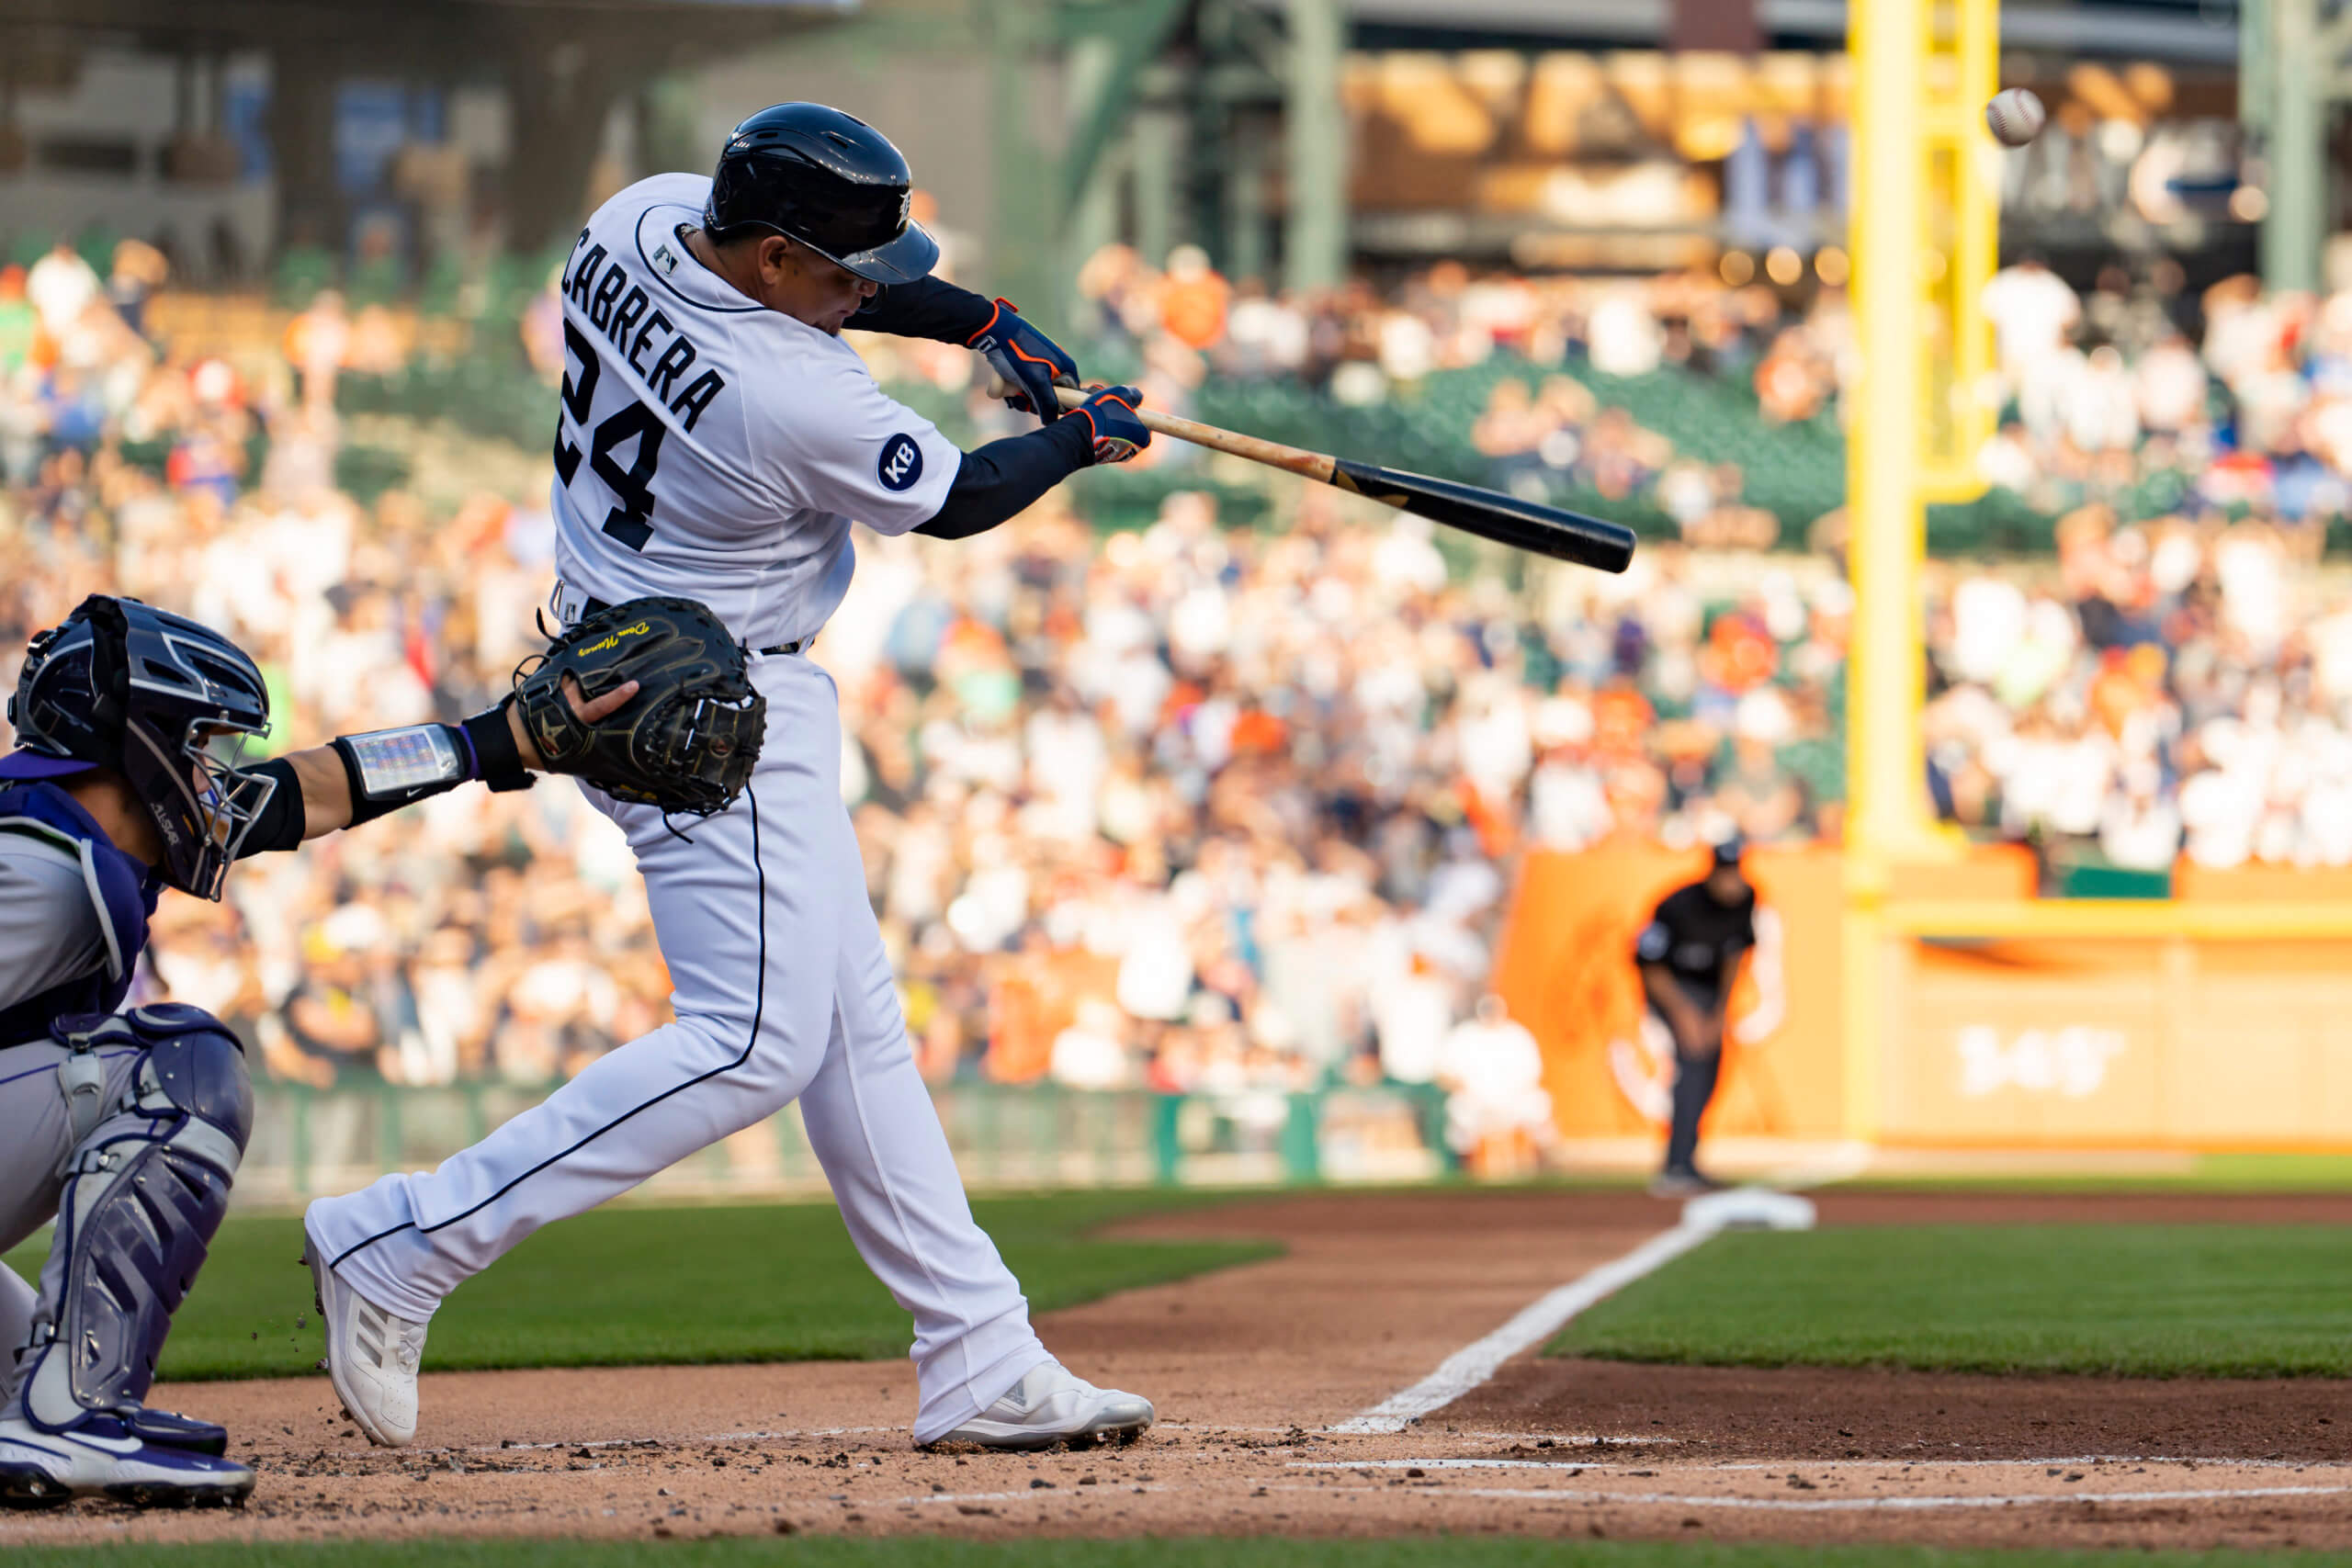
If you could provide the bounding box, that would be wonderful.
[933,1361,1154,1451]
[0,1413,253,1509]
[113,1405,231,1457]
[304,1224,426,1449]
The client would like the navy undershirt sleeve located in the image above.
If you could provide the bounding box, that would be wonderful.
[847,276,996,344]
[915,418,1093,540]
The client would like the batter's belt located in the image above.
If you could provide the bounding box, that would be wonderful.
[553,581,808,658]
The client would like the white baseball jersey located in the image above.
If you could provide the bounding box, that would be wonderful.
[548,174,963,649]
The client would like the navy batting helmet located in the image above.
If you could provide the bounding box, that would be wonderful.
[2,596,276,900]
[705,103,938,285]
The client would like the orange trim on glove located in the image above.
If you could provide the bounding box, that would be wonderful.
[964,298,1007,347]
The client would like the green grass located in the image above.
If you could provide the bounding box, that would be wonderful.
[1828,1153,2352,1192]
[2,1190,1274,1383]
[1548,1224,2352,1378]
[2190,1153,2352,1187]
[6,1541,2347,1568]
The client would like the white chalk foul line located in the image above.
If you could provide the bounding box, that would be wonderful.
[1295,1483,2352,1513]
[1298,1459,1641,1473]
[1295,1456,2349,1475]
[1330,1223,1713,1435]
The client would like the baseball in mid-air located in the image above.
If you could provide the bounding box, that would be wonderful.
[1984,87,2047,148]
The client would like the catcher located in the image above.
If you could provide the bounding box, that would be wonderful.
[0,594,637,1507]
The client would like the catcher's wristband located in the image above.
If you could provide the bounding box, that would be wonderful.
[236,757,308,856]
[461,702,534,793]
[330,708,532,827]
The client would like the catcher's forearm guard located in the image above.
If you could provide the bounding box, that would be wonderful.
[514,596,765,815]
[322,705,534,834]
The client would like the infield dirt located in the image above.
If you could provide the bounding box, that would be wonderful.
[4,1189,2348,1552]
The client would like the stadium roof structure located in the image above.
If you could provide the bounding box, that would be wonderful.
[1254,0,2239,62]
[0,0,853,41]
[0,0,862,254]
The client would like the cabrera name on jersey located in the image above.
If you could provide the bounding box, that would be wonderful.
[551,173,959,649]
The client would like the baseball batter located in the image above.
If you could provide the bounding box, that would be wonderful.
[301,103,1157,1452]
[0,595,636,1506]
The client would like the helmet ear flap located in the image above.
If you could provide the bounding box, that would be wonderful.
[7,597,130,773]
[76,595,132,742]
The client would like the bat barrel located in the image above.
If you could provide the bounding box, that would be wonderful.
[1331,459,1636,574]
[1046,384,1637,574]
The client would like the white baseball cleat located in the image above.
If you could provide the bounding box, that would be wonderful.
[303,1226,426,1449]
[935,1360,1155,1450]
[0,1413,254,1509]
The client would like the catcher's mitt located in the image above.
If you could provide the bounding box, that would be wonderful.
[514,596,764,815]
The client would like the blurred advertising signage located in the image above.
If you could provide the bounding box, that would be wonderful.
[1346,50,1853,224]
[1955,1025,2128,1100]
[1342,48,2211,241]
[1885,938,2352,1147]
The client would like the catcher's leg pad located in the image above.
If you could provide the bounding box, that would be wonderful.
[15,1006,251,1432]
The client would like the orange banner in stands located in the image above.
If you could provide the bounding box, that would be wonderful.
[984,950,1122,1085]
[1490,842,1849,1141]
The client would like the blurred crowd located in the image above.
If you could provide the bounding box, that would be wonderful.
[3,238,662,1094]
[860,240,1845,547]
[1973,257,2352,527]
[1060,241,1839,402]
[825,492,1849,1111]
[1926,511,2352,874]
[1930,256,2352,874]
[6,229,2352,1106]
[903,239,2352,546]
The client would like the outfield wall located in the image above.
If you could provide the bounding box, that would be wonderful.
[232,842,2352,1213]
[232,1080,1453,1209]
[1883,932,2352,1147]
[1495,845,2352,1153]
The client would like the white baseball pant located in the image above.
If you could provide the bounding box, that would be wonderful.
[303,652,1048,1440]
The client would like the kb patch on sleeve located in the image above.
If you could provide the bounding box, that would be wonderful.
[877,433,923,492]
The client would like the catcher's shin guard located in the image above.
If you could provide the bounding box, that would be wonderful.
[12,1007,253,1434]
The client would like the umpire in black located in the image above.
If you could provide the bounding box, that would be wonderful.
[1636,837,1757,1196]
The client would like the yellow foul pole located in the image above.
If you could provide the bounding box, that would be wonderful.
[1848,0,1929,873]
[1843,0,1996,1144]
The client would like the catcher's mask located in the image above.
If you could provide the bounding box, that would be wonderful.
[3,595,276,899]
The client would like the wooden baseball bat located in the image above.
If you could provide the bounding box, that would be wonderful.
[1048,385,1636,574]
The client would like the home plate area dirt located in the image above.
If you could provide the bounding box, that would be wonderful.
[6,1189,2349,1551]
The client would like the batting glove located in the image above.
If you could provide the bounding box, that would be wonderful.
[1068,385,1149,466]
[967,298,1080,423]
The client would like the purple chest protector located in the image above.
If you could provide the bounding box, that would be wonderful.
[0,781,162,1045]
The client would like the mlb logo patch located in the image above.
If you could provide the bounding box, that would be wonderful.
[651,243,680,277]
[878,434,922,492]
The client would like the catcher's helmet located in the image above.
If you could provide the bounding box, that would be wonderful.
[1,595,276,900]
[705,102,938,285]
